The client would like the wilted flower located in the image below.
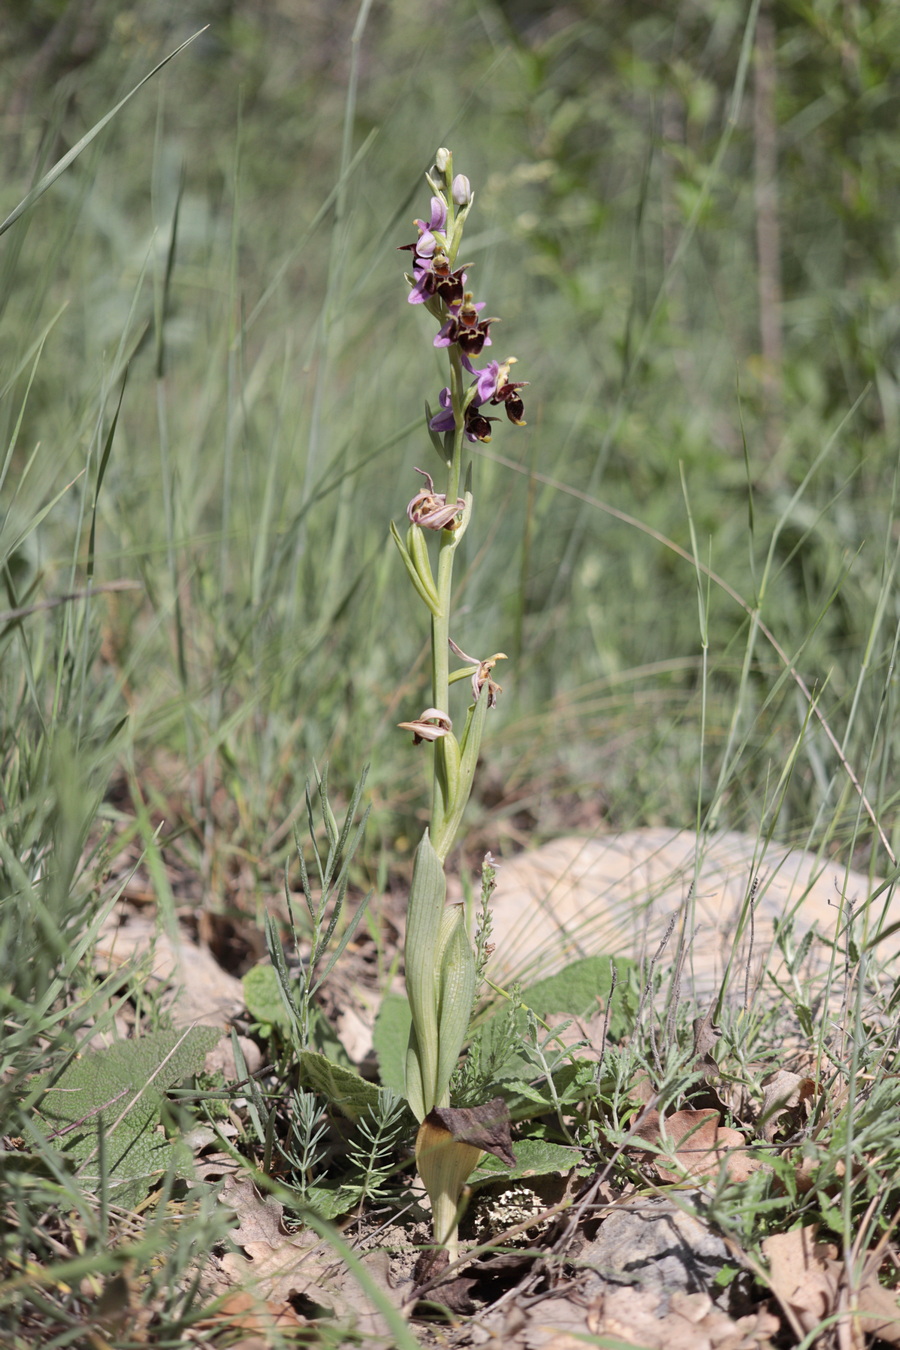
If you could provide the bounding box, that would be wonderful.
[448,639,508,707]
[406,468,466,531]
[398,707,453,745]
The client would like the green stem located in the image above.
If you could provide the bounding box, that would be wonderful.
[430,344,467,847]
[447,344,466,505]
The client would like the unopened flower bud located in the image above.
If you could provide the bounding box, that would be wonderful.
[435,147,451,173]
[452,174,472,206]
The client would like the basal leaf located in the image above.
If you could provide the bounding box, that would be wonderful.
[243,963,289,1034]
[521,955,639,1041]
[35,1027,219,1208]
[372,991,411,1094]
[469,1137,582,1187]
[298,1050,383,1121]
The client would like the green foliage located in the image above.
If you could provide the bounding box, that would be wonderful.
[5,0,900,1336]
[372,990,412,1094]
[33,1027,219,1209]
[460,956,637,1112]
[501,1060,600,1125]
[518,955,640,1042]
[242,962,353,1066]
[343,1089,408,1203]
[469,1138,583,1188]
[241,962,290,1039]
[257,768,372,1059]
[296,1050,384,1124]
[258,1084,408,1222]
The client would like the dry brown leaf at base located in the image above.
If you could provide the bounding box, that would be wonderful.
[631,1108,763,1184]
[193,1289,305,1343]
[762,1224,900,1345]
[215,1175,399,1340]
[759,1069,816,1142]
[215,1175,332,1304]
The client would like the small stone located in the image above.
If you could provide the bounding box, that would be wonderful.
[577,1195,731,1315]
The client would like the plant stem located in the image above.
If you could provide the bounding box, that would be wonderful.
[430,345,467,850]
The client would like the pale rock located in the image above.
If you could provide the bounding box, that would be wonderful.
[485,828,895,994]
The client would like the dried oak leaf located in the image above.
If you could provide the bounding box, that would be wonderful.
[763,1225,900,1344]
[761,1226,837,1335]
[632,1108,762,1183]
[193,1289,304,1343]
[759,1070,815,1142]
[216,1175,404,1339]
[218,1182,327,1299]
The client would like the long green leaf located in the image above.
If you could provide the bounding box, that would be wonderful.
[403,830,445,1121]
[435,907,476,1106]
[0,29,208,238]
[87,369,128,581]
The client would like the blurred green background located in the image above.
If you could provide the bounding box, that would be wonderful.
[3,0,900,899]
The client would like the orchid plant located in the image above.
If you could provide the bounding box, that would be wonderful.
[393,150,528,1265]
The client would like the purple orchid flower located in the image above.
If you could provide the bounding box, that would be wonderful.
[429,388,497,443]
[414,197,448,256]
[432,292,497,356]
[408,254,467,307]
[401,196,460,304]
[428,388,456,434]
[486,356,528,425]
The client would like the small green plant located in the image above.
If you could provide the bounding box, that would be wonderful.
[265,766,372,1052]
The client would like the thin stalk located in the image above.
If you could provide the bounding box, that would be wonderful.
[430,339,468,847]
